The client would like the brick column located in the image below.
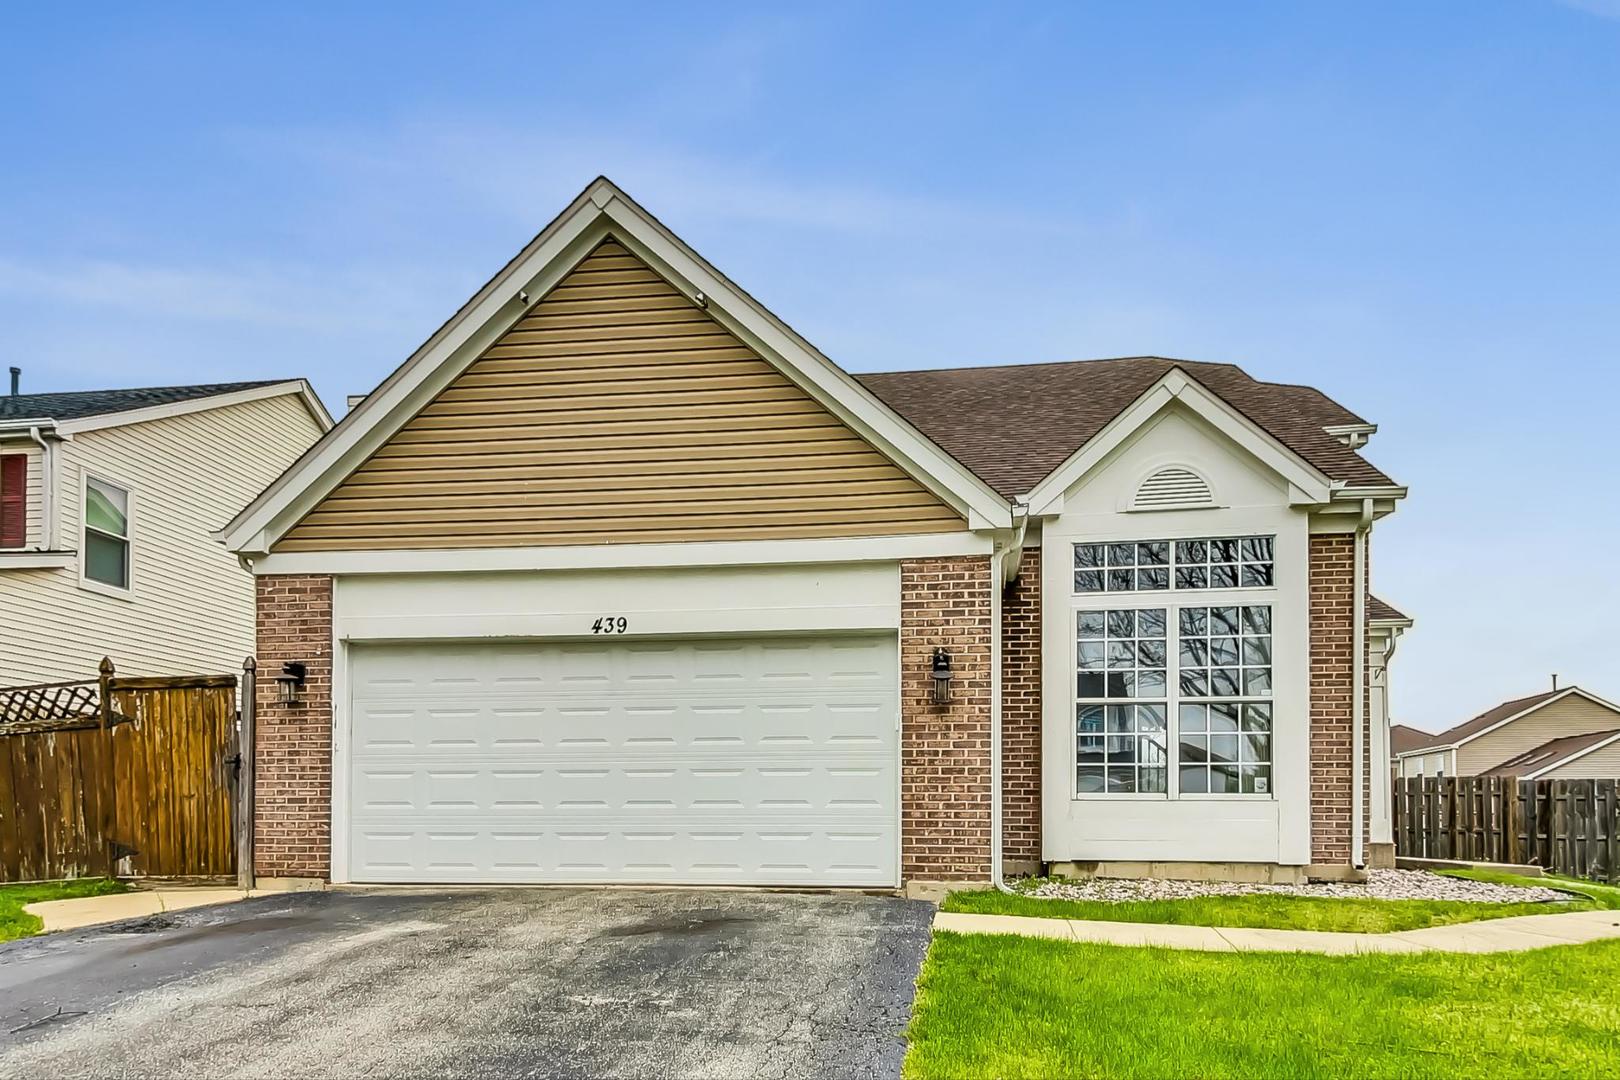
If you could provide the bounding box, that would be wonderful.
[900,555,993,881]
[1001,548,1042,870]
[1309,534,1371,866]
[254,574,333,880]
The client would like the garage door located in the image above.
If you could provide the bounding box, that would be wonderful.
[345,635,899,886]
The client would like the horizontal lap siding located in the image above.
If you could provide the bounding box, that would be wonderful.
[276,240,962,551]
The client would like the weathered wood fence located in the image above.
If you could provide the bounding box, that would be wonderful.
[1394,776,1620,883]
[0,662,240,882]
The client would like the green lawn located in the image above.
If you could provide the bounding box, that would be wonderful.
[904,933,1620,1079]
[0,878,129,942]
[941,871,1597,932]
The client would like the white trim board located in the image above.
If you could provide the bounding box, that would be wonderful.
[249,530,992,577]
[220,177,1012,557]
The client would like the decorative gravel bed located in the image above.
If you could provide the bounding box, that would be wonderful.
[1015,868,1569,905]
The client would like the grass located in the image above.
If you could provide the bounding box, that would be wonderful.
[0,878,129,942]
[903,932,1620,1079]
[940,871,1597,933]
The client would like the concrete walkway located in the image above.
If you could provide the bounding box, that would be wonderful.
[25,888,253,932]
[934,907,1620,954]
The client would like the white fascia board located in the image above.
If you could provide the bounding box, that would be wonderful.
[1393,743,1454,760]
[1524,732,1620,780]
[1020,370,1335,516]
[220,178,1007,555]
[56,381,333,435]
[249,530,992,577]
[1452,687,1620,750]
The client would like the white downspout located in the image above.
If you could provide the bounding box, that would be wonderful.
[1351,498,1373,870]
[25,425,55,551]
[990,502,1030,895]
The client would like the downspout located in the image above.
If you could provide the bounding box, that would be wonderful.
[990,502,1029,896]
[25,425,55,550]
[1351,497,1373,870]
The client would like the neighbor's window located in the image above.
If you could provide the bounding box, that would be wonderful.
[1076,609,1169,794]
[83,477,130,590]
[1074,535,1274,593]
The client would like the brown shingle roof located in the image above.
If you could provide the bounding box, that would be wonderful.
[1427,689,1568,748]
[1369,596,1411,623]
[1391,724,1441,756]
[854,356,1393,498]
[1483,729,1620,777]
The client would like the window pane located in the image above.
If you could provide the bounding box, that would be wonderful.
[1108,569,1135,591]
[85,531,128,588]
[1139,767,1167,794]
[1138,609,1167,638]
[1138,705,1167,732]
[1106,766,1136,793]
[1240,537,1273,563]
[1139,566,1169,590]
[1211,608,1240,635]
[1241,764,1271,795]
[1243,668,1272,696]
[1137,640,1167,666]
[1241,564,1274,587]
[1177,540,1207,563]
[1078,641,1106,670]
[1180,766,1209,794]
[1078,705,1105,733]
[1243,704,1272,732]
[1211,703,1240,730]
[1179,669,1209,696]
[1242,637,1272,667]
[1242,606,1271,634]
[1211,764,1241,793]
[1178,704,1207,731]
[1108,672,1133,697]
[1075,570,1105,592]
[1210,564,1239,588]
[1211,637,1240,665]
[1241,733,1271,763]
[1107,705,1135,733]
[1078,611,1107,638]
[1174,566,1207,590]
[1136,670,1166,698]
[1139,541,1169,565]
[85,479,128,537]
[1180,734,1208,762]
[1074,544,1106,569]
[1179,608,1207,635]
[1107,543,1137,567]
[1077,765,1106,793]
[1211,539,1239,562]
[1210,669,1240,696]
[1078,672,1106,697]
[1180,638,1209,666]
[1108,610,1136,637]
[1107,736,1137,761]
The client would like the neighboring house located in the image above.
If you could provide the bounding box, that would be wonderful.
[0,376,331,685]
[221,177,1408,890]
[1394,686,1620,781]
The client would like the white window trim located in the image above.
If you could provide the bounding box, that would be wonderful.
[78,470,135,600]
[1070,546,1278,802]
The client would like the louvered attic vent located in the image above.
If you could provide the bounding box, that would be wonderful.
[1133,467,1214,510]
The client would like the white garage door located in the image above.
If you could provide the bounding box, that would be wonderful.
[346,635,899,886]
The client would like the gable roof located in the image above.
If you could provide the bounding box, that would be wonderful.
[1483,729,1620,779]
[855,357,1393,498]
[1391,724,1440,756]
[1397,686,1620,755]
[221,177,1012,556]
[0,381,285,423]
[1368,595,1411,624]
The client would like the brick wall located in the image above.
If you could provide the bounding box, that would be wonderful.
[1308,534,1371,865]
[900,555,993,880]
[1001,548,1042,867]
[254,574,333,879]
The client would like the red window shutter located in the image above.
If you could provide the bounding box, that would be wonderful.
[0,453,26,548]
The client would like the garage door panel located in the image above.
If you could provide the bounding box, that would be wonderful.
[347,635,898,885]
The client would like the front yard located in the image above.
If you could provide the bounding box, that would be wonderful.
[908,871,1620,1078]
[0,878,128,942]
[905,933,1620,1079]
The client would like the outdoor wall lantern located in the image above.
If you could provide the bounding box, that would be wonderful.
[930,648,953,705]
[276,662,308,706]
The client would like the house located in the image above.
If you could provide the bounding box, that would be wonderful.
[1393,685,1620,781]
[0,376,331,685]
[220,177,1407,890]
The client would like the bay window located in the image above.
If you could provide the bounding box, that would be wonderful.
[1074,536,1276,799]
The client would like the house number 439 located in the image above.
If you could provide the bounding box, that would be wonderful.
[591,616,629,634]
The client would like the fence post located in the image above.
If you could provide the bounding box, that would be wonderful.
[98,656,117,879]
[237,657,256,892]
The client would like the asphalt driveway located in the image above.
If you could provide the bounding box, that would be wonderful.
[0,887,934,1079]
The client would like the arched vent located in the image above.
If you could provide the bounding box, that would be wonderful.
[1133,467,1214,510]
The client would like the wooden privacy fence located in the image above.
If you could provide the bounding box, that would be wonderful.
[1394,775,1620,883]
[0,661,240,882]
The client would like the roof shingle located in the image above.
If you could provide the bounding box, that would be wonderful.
[854,356,1394,497]
[0,381,285,423]
[1483,729,1620,777]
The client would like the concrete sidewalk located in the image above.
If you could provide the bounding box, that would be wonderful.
[25,888,254,932]
[933,907,1620,954]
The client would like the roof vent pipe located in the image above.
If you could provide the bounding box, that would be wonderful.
[8,367,18,396]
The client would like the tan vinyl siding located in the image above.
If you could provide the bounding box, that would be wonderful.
[276,239,962,552]
[0,394,325,684]
[1459,695,1620,774]
[1541,740,1620,780]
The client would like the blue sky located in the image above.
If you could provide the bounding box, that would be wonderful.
[3,1,1616,729]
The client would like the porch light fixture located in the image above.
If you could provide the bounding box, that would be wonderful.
[930,648,953,705]
[275,662,308,706]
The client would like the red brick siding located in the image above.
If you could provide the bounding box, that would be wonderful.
[900,555,993,880]
[1309,534,1372,864]
[254,574,333,879]
[1001,548,1042,865]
